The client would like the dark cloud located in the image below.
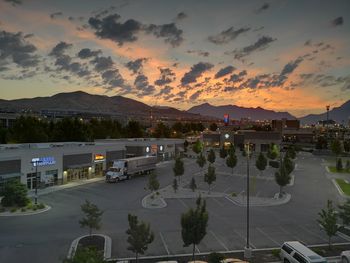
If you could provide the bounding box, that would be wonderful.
[101,69,131,93]
[280,57,303,76]
[49,41,72,57]
[154,67,176,86]
[146,23,183,47]
[89,14,142,46]
[227,70,247,83]
[176,12,188,21]
[255,3,270,14]
[189,90,203,101]
[0,30,39,68]
[331,16,344,27]
[134,74,156,96]
[91,56,114,71]
[232,36,276,60]
[89,13,183,47]
[208,27,250,44]
[3,0,22,6]
[181,62,214,85]
[125,58,147,74]
[50,12,63,19]
[156,85,173,96]
[186,50,210,57]
[77,48,101,59]
[214,65,235,79]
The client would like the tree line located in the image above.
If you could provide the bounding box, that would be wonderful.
[0,116,209,144]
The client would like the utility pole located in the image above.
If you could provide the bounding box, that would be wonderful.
[31,159,42,205]
[326,105,330,140]
[244,142,252,260]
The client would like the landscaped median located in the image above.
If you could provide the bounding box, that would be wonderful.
[333,178,350,197]
[0,200,51,216]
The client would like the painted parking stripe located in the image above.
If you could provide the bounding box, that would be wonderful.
[298,225,328,243]
[256,227,280,246]
[196,245,200,253]
[159,232,170,255]
[210,230,229,251]
[177,198,189,209]
[232,229,256,249]
[279,226,306,244]
[211,197,225,207]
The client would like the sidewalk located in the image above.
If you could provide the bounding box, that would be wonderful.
[28,177,105,197]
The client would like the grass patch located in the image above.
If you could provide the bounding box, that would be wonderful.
[336,179,350,196]
[329,166,350,174]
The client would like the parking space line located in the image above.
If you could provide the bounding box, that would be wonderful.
[177,198,189,208]
[196,245,200,253]
[211,197,224,207]
[256,227,280,246]
[159,232,170,255]
[223,186,232,193]
[279,226,306,244]
[232,229,256,249]
[210,230,229,251]
[298,225,328,243]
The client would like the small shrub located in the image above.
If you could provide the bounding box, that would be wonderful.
[32,205,38,211]
[231,192,237,197]
[10,207,17,213]
[208,252,224,263]
[26,203,33,210]
[269,160,280,168]
[312,247,325,256]
[37,203,45,209]
[271,249,280,258]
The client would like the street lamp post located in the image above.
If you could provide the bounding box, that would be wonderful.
[244,142,252,259]
[31,159,42,205]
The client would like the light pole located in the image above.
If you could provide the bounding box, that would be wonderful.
[244,142,252,259]
[31,159,42,205]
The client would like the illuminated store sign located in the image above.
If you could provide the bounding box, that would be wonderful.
[94,154,105,162]
[31,157,56,167]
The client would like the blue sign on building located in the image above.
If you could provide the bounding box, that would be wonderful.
[31,157,56,167]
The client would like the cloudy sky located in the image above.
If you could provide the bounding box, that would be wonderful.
[0,0,349,117]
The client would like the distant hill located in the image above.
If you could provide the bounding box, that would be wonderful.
[300,100,350,124]
[187,103,296,121]
[0,91,203,120]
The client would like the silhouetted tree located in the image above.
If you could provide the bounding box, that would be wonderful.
[204,165,216,194]
[207,149,216,165]
[79,200,103,237]
[317,200,339,249]
[196,152,206,176]
[256,152,267,175]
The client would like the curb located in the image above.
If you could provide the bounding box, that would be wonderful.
[141,195,167,209]
[67,234,112,259]
[224,193,291,207]
[0,205,51,217]
[332,179,350,199]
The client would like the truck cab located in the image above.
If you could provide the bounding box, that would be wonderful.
[105,160,128,182]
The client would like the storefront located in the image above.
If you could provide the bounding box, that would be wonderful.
[93,154,105,177]
[63,153,92,183]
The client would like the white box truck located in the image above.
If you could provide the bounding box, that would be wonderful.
[106,156,157,182]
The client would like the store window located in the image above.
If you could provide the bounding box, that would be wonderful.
[27,172,41,190]
[43,170,58,186]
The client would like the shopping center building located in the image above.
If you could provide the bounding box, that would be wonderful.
[0,138,184,191]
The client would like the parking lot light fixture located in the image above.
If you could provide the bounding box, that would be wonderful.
[244,142,252,259]
[31,159,43,205]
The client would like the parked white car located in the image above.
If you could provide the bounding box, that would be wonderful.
[280,241,327,263]
[341,250,350,263]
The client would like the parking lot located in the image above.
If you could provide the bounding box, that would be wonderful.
[0,152,347,262]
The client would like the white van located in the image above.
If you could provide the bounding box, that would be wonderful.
[280,241,327,263]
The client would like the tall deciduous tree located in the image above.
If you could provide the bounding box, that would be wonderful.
[267,143,279,160]
[79,200,103,237]
[204,165,216,194]
[317,200,339,249]
[181,197,208,261]
[207,149,216,165]
[275,164,291,198]
[256,152,267,175]
[283,156,295,175]
[173,156,184,182]
[336,158,343,171]
[1,180,29,207]
[331,139,342,167]
[196,152,206,176]
[172,178,178,193]
[226,153,237,176]
[126,214,154,263]
[148,172,160,195]
[192,140,203,154]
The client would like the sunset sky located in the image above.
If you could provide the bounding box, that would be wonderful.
[0,0,349,117]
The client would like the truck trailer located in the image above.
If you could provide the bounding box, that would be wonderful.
[105,156,157,182]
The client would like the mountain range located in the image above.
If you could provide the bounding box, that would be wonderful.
[0,91,348,124]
